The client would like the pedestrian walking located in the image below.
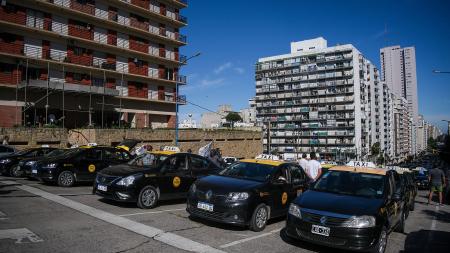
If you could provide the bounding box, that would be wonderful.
[428,167,446,206]
[305,152,322,182]
[298,153,308,171]
[2,136,9,145]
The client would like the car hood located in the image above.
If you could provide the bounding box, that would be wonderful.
[99,164,151,177]
[196,175,265,194]
[294,190,384,216]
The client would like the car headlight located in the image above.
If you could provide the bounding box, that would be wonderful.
[116,175,136,186]
[343,215,376,228]
[288,203,302,218]
[25,161,36,166]
[0,159,11,164]
[42,163,58,168]
[227,192,249,201]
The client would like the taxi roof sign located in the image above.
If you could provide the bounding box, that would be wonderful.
[330,166,386,175]
[255,154,280,161]
[346,161,376,168]
[162,146,180,152]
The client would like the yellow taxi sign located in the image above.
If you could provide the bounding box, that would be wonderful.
[162,146,181,152]
[240,159,284,166]
[116,145,130,151]
[329,166,387,175]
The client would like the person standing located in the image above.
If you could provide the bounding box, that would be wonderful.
[445,169,450,204]
[2,136,9,145]
[298,153,308,172]
[306,152,322,182]
[428,167,446,206]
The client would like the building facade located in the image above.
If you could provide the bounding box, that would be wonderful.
[0,0,188,128]
[255,37,387,161]
[390,94,411,162]
[380,45,418,155]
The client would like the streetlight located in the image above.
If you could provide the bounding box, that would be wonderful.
[175,52,201,146]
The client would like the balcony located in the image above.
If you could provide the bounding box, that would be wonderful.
[67,54,93,66]
[130,18,149,31]
[0,41,23,56]
[0,6,26,25]
[129,40,148,54]
[70,0,95,15]
[68,25,93,40]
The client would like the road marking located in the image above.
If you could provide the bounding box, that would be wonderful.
[120,208,185,217]
[219,228,282,248]
[426,204,439,245]
[0,228,44,243]
[1,181,225,253]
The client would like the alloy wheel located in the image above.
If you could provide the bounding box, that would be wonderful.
[255,206,268,228]
[142,188,156,207]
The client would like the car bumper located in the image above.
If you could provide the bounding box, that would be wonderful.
[186,195,250,226]
[32,168,57,182]
[93,182,138,203]
[285,214,381,251]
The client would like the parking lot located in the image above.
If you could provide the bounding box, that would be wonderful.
[1,176,449,253]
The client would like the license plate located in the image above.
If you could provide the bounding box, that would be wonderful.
[197,202,213,212]
[32,169,37,174]
[311,225,330,236]
[97,184,107,192]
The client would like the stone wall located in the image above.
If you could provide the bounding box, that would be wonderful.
[0,127,68,147]
[1,128,263,159]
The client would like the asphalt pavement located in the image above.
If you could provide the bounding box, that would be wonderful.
[1,176,449,253]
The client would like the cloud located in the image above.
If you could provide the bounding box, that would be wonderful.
[200,78,225,87]
[234,67,245,74]
[214,62,232,74]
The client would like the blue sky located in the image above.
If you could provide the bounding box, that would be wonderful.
[178,0,450,133]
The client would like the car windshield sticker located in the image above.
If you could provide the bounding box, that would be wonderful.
[282,192,288,205]
[173,176,181,188]
[88,164,96,173]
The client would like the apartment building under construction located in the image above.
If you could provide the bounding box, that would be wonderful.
[0,0,188,128]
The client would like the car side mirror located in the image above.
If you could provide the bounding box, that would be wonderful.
[273,177,287,185]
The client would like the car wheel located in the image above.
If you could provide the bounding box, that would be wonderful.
[249,204,269,232]
[137,185,158,209]
[58,171,75,187]
[371,226,388,253]
[395,210,406,233]
[10,165,23,177]
[410,201,415,211]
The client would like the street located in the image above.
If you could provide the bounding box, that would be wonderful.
[1,177,449,253]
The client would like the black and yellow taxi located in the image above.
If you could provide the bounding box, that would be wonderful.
[94,151,221,209]
[0,146,57,177]
[18,149,70,178]
[186,158,309,231]
[285,165,407,253]
[33,146,131,187]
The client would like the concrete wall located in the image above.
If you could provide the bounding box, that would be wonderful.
[0,128,263,159]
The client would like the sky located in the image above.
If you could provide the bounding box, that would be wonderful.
[178,0,450,133]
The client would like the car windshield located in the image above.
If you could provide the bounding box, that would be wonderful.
[219,162,277,182]
[13,149,33,155]
[313,171,385,199]
[128,153,168,167]
[45,149,68,157]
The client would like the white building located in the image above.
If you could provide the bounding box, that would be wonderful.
[255,37,389,161]
[380,46,419,155]
[239,98,257,124]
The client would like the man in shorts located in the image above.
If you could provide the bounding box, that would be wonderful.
[428,167,445,206]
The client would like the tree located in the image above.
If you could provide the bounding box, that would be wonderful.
[225,112,242,129]
[371,142,380,162]
[428,137,437,150]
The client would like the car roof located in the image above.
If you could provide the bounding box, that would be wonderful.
[329,166,387,175]
[240,159,285,166]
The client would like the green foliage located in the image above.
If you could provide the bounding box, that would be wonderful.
[428,137,437,150]
[371,142,380,157]
[225,112,242,129]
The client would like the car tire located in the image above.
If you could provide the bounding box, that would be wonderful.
[410,201,415,211]
[371,226,388,253]
[249,204,269,232]
[57,171,75,187]
[10,165,23,177]
[395,210,406,233]
[137,185,158,209]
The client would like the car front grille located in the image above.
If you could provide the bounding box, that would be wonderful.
[190,207,227,220]
[301,210,349,227]
[96,174,119,185]
[195,190,227,202]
